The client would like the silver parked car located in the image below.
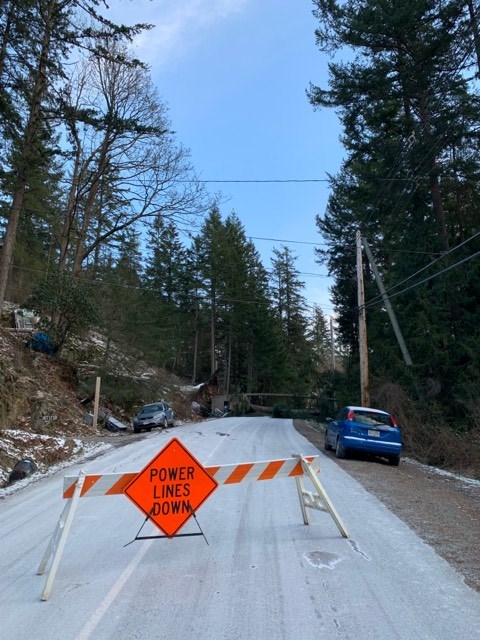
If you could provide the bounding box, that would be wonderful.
[132,401,174,433]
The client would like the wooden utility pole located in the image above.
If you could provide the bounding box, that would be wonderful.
[92,377,101,430]
[356,231,370,406]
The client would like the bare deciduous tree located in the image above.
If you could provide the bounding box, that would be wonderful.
[57,45,209,277]
[0,0,151,308]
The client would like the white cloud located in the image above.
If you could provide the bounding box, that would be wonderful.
[105,0,249,69]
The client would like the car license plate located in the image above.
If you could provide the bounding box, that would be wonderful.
[368,429,380,437]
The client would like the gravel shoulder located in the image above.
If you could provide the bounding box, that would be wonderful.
[294,419,480,593]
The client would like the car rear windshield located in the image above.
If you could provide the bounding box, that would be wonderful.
[352,411,393,427]
[140,404,162,414]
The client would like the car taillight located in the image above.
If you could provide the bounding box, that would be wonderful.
[347,410,355,421]
[391,414,397,427]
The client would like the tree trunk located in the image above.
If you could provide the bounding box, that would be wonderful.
[225,328,232,394]
[428,163,449,253]
[191,303,198,385]
[58,102,95,273]
[0,0,55,308]
[247,344,253,394]
[210,286,216,374]
[419,98,449,253]
[71,134,110,276]
[58,138,83,272]
[467,0,480,77]
[0,0,14,78]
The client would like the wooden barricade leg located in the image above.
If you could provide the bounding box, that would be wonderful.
[295,476,310,525]
[294,454,349,538]
[37,500,71,575]
[38,471,86,601]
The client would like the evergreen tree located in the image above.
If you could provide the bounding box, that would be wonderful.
[144,217,187,304]
[221,212,288,393]
[192,208,290,393]
[93,228,146,363]
[184,239,214,382]
[308,306,332,378]
[142,216,196,372]
[270,246,313,394]
[310,0,480,420]
[195,205,227,376]
[243,241,288,394]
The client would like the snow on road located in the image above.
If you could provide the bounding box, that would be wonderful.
[1,417,479,640]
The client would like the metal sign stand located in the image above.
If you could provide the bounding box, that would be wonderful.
[124,504,209,546]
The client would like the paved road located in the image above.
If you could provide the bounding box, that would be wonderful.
[1,417,479,639]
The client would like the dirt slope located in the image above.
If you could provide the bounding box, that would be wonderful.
[0,326,192,486]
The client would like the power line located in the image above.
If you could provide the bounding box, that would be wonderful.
[179,177,413,184]
[249,235,327,246]
[363,248,480,309]
[253,235,439,255]
[298,271,331,278]
[265,267,329,278]
[198,179,329,183]
[365,230,480,306]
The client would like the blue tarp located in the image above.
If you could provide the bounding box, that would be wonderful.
[29,332,58,355]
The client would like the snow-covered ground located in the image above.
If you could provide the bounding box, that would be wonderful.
[0,431,112,496]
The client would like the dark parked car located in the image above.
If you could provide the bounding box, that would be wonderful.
[132,401,174,433]
[8,458,38,483]
[325,406,402,465]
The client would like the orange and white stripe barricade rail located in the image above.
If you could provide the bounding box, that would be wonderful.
[38,452,348,600]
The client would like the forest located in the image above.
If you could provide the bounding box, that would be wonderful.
[0,1,332,402]
[308,0,480,467]
[1,1,480,469]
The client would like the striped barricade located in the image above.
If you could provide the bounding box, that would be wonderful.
[61,455,321,498]
[38,450,348,601]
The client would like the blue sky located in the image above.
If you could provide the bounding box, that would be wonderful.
[102,0,344,314]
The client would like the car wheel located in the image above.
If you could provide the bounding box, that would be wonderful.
[324,431,332,451]
[163,417,168,428]
[388,455,400,466]
[335,438,346,459]
[133,427,139,434]
[146,427,152,432]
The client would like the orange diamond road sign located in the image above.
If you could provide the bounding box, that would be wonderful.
[124,437,218,538]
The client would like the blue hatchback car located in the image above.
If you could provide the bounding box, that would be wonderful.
[325,406,403,466]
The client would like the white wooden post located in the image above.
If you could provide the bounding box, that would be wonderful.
[295,476,310,525]
[92,376,101,430]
